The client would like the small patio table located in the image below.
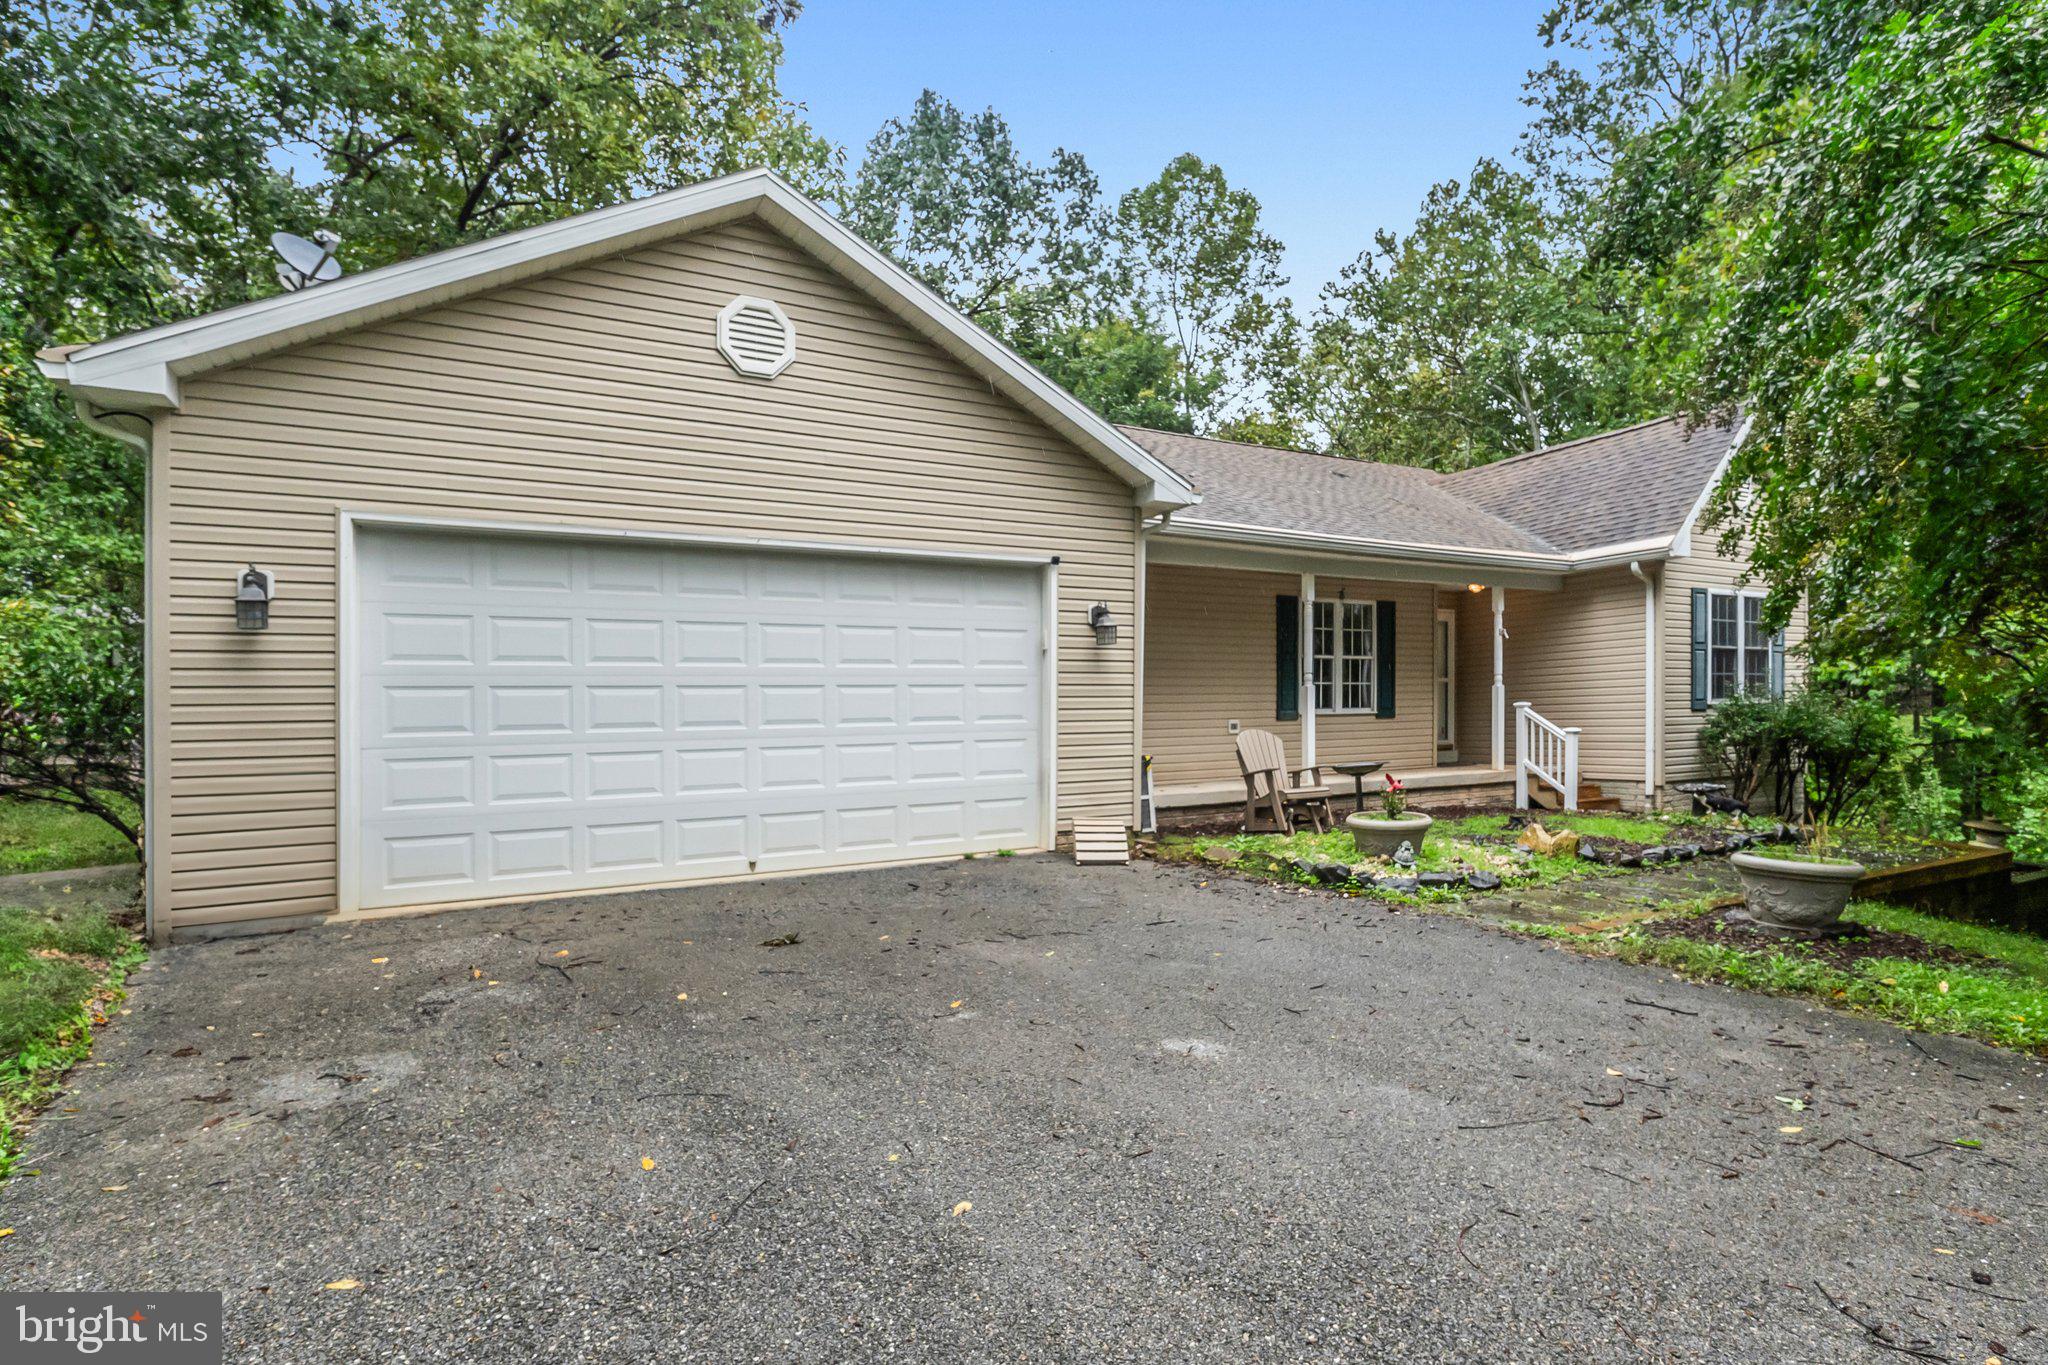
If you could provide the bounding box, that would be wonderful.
[1328,760,1385,813]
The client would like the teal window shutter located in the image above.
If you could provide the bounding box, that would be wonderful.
[1375,600,1396,718]
[1276,595,1299,721]
[1690,589,1710,712]
[1769,629,1786,697]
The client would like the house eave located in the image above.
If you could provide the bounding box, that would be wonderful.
[35,169,1198,512]
[1154,518,1673,581]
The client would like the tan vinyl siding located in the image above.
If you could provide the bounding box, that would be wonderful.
[1448,571,1650,789]
[153,217,1140,931]
[1661,536,1809,790]
[1142,563,1438,789]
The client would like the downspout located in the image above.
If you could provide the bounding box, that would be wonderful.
[73,401,162,944]
[1629,560,1657,809]
[1133,506,1151,828]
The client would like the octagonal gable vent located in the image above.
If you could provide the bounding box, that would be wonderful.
[716,295,797,378]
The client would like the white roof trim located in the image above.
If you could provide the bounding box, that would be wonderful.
[1669,413,1752,557]
[37,167,1198,514]
[1157,517,1673,574]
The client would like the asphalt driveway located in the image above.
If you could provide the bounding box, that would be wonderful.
[4,856,2043,1362]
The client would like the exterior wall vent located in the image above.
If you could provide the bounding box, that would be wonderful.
[716,296,797,378]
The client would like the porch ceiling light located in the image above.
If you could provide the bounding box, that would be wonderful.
[235,564,275,631]
[1088,602,1118,647]
[1467,583,1486,593]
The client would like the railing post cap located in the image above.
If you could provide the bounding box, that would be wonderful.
[1564,726,1582,734]
[1513,700,1532,709]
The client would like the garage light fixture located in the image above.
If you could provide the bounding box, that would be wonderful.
[1089,602,1118,647]
[235,564,275,631]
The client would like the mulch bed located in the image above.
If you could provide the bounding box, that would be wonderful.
[1639,907,1990,973]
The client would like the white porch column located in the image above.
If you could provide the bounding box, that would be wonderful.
[1299,573,1317,767]
[1490,586,1507,769]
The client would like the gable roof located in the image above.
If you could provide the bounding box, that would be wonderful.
[1439,414,1742,555]
[1125,415,1744,571]
[36,168,1198,514]
[1123,427,1557,557]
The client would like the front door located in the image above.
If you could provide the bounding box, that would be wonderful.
[1434,608,1458,762]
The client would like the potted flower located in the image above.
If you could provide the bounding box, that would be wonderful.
[1346,772,1434,859]
[1729,817,1866,936]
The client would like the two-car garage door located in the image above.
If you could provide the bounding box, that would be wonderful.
[352,526,1046,911]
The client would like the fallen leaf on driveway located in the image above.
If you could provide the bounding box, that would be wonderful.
[761,932,802,948]
[369,958,388,965]
[676,993,688,1001]
[641,1158,656,1171]
[1779,1125,1803,1134]
[0,1228,13,1238]
[554,950,570,958]
[101,1186,128,1193]
[950,1201,972,1217]
[1948,1206,2002,1225]
[322,1279,361,1291]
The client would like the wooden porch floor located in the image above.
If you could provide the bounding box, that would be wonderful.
[1155,762,1513,812]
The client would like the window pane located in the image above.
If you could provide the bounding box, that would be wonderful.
[1710,593,1737,648]
[1342,656,1367,710]
[1711,647,1737,700]
[1742,596,1763,650]
[1744,645,1771,692]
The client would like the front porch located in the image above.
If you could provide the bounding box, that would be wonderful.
[1140,546,1654,823]
[1155,760,1514,816]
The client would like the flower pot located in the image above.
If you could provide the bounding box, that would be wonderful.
[1346,812,1434,860]
[1963,819,2012,850]
[1730,849,1866,935]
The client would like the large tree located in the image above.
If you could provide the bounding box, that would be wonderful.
[1683,0,2048,743]
[1276,158,1636,467]
[840,89,1112,345]
[277,0,836,265]
[1116,154,1289,430]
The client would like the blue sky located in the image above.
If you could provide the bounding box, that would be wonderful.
[780,1,1558,309]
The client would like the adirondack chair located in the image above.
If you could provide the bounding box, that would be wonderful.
[1235,729,1336,834]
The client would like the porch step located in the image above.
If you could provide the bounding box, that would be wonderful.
[1071,819,1131,866]
[1530,780,1624,813]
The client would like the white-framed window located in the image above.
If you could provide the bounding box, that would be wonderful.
[1311,599,1375,713]
[1707,588,1776,702]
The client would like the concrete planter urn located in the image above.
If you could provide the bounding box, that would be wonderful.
[1963,819,2012,850]
[1346,812,1434,860]
[1730,849,1866,935]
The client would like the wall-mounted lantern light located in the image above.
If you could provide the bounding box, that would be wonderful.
[1088,602,1118,647]
[1466,583,1486,594]
[235,565,275,631]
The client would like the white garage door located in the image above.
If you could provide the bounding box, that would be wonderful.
[351,526,1046,910]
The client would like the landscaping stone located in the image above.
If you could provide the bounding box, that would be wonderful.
[1464,870,1502,891]
[1198,845,1238,866]
[1288,856,1319,880]
[1313,861,1354,887]
[1348,866,1380,886]
[1639,845,1672,865]
[1417,871,1461,889]
[1671,843,1702,861]
[1376,876,1419,893]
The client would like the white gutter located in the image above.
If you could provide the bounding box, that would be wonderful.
[1629,560,1658,805]
[1155,518,1674,575]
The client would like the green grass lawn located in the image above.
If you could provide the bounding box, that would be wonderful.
[0,798,138,876]
[1157,808,1749,903]
[0,901,146,1178]
[1517,900,2048,1053]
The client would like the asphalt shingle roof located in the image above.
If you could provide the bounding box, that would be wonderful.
[1438,415,1740,554]
[1119,427,1559,556]
[1122,414,1739,563]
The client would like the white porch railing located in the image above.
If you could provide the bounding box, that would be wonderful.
[1513,701,1581,811]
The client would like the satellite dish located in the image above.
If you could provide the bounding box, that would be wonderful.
[271,229,342,291]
